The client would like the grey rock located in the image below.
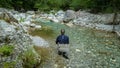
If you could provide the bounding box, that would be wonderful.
[55,10,65,22]
[0,12,18,23]
[26,11,35,15]
[63,10,76,23]
[0,8,7,12]
[31,36,49,47]
[72,10,120,32]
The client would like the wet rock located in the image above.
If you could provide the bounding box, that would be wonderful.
[30,23,41,29]
[66,22,74,27]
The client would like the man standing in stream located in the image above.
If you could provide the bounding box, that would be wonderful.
[56,29,69,59]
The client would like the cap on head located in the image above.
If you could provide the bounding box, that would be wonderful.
[61,29,65,35]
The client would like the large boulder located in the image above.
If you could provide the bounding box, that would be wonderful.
[72,11,120,32]
[63,10,76,23]
[73,10,120,25]
[55,10,65,22]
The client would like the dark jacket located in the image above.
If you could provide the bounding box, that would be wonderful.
[56,35,69,44]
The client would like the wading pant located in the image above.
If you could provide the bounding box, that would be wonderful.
[57,44,69,59]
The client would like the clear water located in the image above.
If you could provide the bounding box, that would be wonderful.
[35,18,120,68]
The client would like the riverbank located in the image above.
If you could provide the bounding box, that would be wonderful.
[37,10,120,34]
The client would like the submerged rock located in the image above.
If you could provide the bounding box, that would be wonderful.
[66,22,74,27]
[31,36,49,47]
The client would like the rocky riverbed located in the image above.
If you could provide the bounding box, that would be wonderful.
[32,19,120,68]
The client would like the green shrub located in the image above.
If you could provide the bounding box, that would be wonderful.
[104,7,114,13]
[19,17,25,22]
[0,45,14,57]
[34,46,51,67]
[22,48,40,68]
[34,46,51,62]
[3,61,16,68]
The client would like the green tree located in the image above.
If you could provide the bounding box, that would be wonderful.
[34,0,70,11]
[0,0,13,8]
[70,0,95,11]
[0,0,119,13]
[11,0,23,11]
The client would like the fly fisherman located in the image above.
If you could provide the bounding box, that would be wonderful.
[56,29,69,59]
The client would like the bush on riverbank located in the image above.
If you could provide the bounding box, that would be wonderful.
[22,47,41,68]
[0,0,119,13]
[3,61,16,68]
[34,46,51,67]
[0,45,14,57]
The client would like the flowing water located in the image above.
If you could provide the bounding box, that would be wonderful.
[31,18,120,68]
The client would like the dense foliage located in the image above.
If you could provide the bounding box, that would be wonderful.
[0,0,120,13]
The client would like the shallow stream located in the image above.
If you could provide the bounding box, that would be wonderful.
[31,18,120,68]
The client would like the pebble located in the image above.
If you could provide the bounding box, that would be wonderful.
[75,49,81,52]
[54,64,58,68]
[35,25,41,29]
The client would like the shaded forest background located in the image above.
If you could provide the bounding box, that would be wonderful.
[0,0,120,13]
